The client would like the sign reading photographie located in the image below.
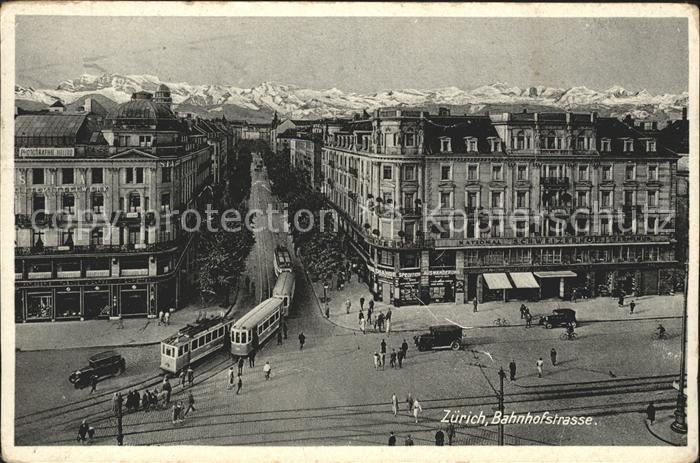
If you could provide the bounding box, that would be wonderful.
[18,147,75,157]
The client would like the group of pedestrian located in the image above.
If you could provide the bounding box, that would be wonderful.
[158,310,171,326]
[228,366,243,394]
[178,366,195,388]
[77,419,95,444]
[374,339,409,370]
[387,432,419,446]
[508,348,560,381]
[519,304,533,328]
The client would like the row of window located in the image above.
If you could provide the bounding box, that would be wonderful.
[434,189,660,210]
[28,167,173,186]
[376,244,669,270]
[28,223,176,247]
[161,325,227,358]
[258,310,281,335]
[328,161,660,184]
[30,192,172,214]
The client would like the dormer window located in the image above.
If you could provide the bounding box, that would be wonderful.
[623,139,634,152]
[440,137,451,152]
[488,138,501,152]
[646,140,656,152]
[600,138,611,152]
[464,137,478,152]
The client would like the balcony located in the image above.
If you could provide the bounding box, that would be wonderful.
[15,272,23,280]
[27,271,52,280]
[85,269,111,278]
[111,211,157,226]
[57,270,82,279]
[121,268,149,277]
[14,239,182,257]
[541,177,570,188]
[539,149,573,155]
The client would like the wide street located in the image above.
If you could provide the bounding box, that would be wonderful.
[14,156,685,446]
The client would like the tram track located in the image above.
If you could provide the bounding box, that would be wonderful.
[33,372,678,446]
[14,350,235,434]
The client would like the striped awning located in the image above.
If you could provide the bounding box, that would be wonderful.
[534,270,578,278]
[483,273,513,290]
[509,272,540,289]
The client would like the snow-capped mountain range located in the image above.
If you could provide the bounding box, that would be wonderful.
[15,73,688,120]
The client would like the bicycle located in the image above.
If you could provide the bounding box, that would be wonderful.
[494,318,509,327]
[559,332,578,341]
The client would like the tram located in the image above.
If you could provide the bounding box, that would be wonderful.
[160,316,234,374]
[272,271,296,317]
[273,245,293,276]
[230,298,283,357]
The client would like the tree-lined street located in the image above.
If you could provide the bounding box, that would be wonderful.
[14,146,685,447]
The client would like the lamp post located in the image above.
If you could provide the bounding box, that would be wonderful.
[497,367,506,446]
[670,262,688,434]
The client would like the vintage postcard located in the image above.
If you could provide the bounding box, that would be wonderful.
[1,2,697,462]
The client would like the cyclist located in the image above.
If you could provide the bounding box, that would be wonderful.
[565,323,575,339]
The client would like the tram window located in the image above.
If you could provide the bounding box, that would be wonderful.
[241,332,247,344]
[184,344,189,353]
[194,338,200,349]
[235,332,240,343]
[161,345,165,354]
[212,330,217,340]
[178,346,183,356]
[218,327,223,337]
[206,333,211,343]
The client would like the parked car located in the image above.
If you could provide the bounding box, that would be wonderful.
[414,324,464,351]
[539,309,577,329]
[69,351,125,389]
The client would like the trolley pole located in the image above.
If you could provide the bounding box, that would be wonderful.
[498,367,506,446]
[671,262,688,434]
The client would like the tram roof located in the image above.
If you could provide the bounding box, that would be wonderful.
[233,298,283,330]
[162,315,230,345]
[272,271,295,294]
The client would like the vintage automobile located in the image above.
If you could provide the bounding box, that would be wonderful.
[414,324,464,351]
[68,351,126,389]
[539,308,578,329]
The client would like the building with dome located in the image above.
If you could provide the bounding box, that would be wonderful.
[13,91,218,323]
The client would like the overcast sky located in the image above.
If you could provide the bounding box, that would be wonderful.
[16,16,689,94]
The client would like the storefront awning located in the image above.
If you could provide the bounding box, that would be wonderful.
[534,271,578,278]
[509,272,540,289]
[483,273,513,290]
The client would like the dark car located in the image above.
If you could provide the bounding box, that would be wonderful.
[414,324,464,351]
[539,309,577,329]
[69,351,125,388]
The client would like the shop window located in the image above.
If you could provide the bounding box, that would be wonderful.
[379,251,394,267]
[541,248,562,264]
[430,250,455,268]
[26,293,53,320]
[464,250,479,265]
[400,252,419,269]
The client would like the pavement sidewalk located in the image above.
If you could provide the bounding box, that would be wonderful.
[308,273,684,334]
[16,279,247,352]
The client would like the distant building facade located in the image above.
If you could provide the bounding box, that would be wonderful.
[320,108,680,306]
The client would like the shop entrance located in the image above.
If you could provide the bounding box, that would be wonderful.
[539,278,560,299]
[84,291,109,319]
[466,274,477,302]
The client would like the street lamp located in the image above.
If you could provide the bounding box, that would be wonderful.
[670,262,688,434]
[497,367,506,446]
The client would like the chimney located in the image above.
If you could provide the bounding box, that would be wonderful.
[591,111,597,123]
[533,112,539,122]
[682,107,687,120]
[566,111,571,124]
[84,97,92,114]
[522,108,528,114]
[438,107,450,116]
